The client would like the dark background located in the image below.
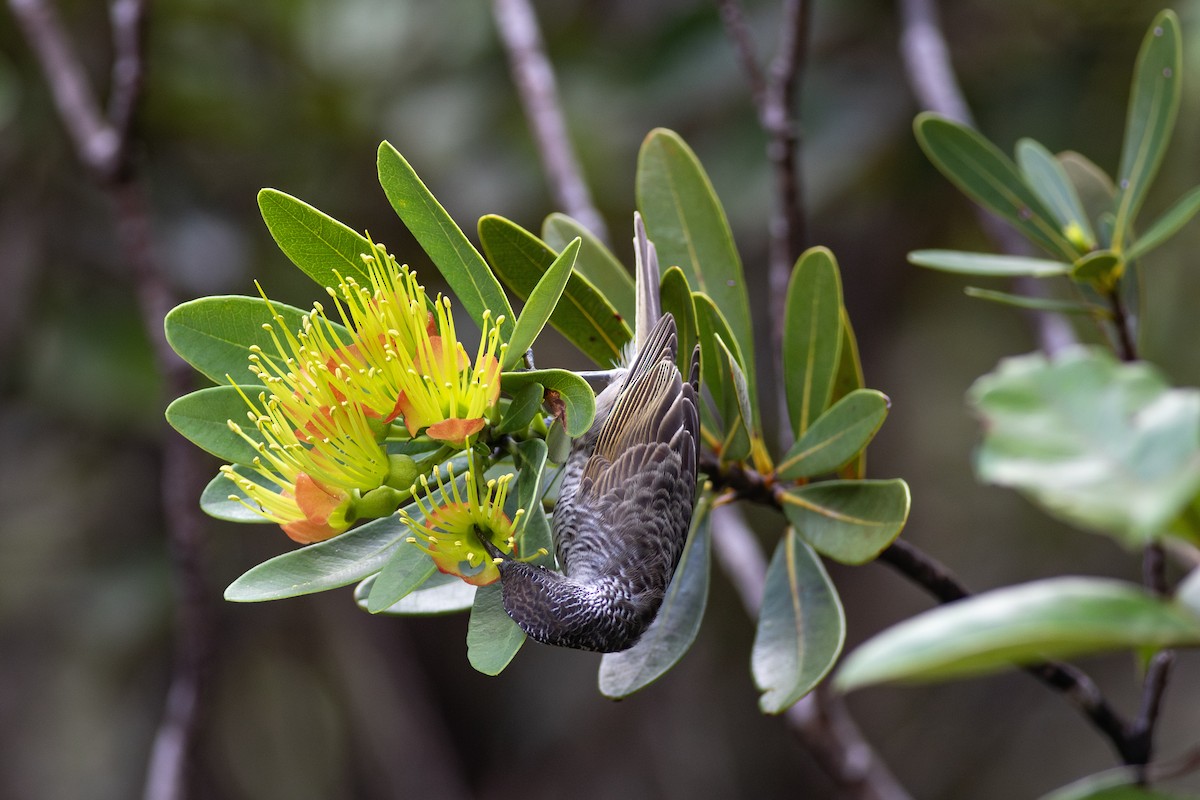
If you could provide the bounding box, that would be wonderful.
[2,1,1200,798]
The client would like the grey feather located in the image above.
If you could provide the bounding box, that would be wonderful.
[492,312,701,652]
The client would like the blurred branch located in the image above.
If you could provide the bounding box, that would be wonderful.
[716,0,810,387]
[711,505,913,800]
[491,0,609,244]
[8,2,215,798]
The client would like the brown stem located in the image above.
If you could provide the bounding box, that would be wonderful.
[490,0,609,244]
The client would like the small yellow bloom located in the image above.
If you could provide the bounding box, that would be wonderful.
[400,463,528,586]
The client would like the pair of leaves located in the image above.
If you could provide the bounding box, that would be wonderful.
[837,573,1200,691]
[970,347,1200,546]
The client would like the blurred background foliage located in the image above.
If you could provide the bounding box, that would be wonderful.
[3,0,1200,798]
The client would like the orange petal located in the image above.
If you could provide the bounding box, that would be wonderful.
[281,518,341,544]
[293,472,349,523]
[426,417,485,448]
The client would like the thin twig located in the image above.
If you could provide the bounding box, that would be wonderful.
[491,0,609,244]
[712,506,912,800]
[8,3,214,798]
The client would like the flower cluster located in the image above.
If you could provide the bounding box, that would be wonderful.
[222,240,508,547]
[399,462,537,586]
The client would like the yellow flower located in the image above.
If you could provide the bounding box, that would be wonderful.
[400,462,530,586]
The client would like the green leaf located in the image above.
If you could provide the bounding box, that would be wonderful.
[513,439,554,565]
[694,291,758,437]
[781,480,910,565]
[365,544,436,613]
[1016,138,1095,250]
[1039,769,1186,800]
[777,390,889,480]
[831,310,868,479]
[355,571,476,615]
[467,583,527,675]
[257,189,373,288]
[971,348,1200,545]
[783,248,844,438]
[200,467,277,523]
[1059,152,1118,241]
[1126,185,1200,262]
[659,266,698,377]
[166,385,264,465]
[914,114,1077,259]
[479,215,632,367]
[225,516,411,602]
[637,128,755,385]
[495,381,544,435]
[1071,250,1125,289]
[376,141,515,340]
[502,237,581,369]
[836,577,1200,690]
[501,369,596,437]
[1112,11,1182,253]
[908,250,1072,277]
[165,296,350,386]
[542,212,635,323]
[599,492,714,698]
[963,287,1109,316]
[715,334,753,462]
[753,529,846,713]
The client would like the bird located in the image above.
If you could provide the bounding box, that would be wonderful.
[484,214,701,652]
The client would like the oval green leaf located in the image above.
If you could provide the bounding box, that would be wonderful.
[914,114,1077,259]
[971,348,1200,545]
[1016,138,1094,250]
[257,189,373,288]
[542,212,635,323]
[513,439,554,565]
[502,238,580,369]
[783,247,844,438]
[963,287,1109,316]
[365,543,436,613]
[777,389,889,480]
[377,141,515,341]
[752,529,846,713]
[908,250,1072,277]
[467,583,527,675]
[500,368,596,438]
[356,571,476,615]
[495,381,544,435]
[782,479,910,565]
[166,385,264,465]
[659,266,698,377]
[836,577,1200,691]
[1112,11,1182,252]
[165,296,350,386]
[225,515,411,602]
[200,467,277,523]
[637,128,754,385]
[599,492,713,698]
[479,214,631,367]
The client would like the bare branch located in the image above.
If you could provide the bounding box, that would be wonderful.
[9,3,215,798]
[491,0,609,243]
[715,0,766,106]
[8,0,120,177]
